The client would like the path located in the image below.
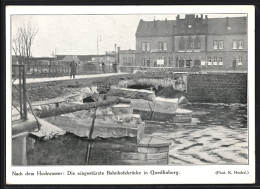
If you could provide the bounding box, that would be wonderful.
[13,72,129,84]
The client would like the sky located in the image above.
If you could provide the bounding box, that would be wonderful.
[11,14,247,57]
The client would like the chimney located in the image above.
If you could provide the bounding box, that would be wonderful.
[196,15,198,18]
[176,14,180,20]
[201,14,203,18]
[165,18,167,22]
[205,15,208,24]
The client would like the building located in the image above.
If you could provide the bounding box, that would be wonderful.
[135,14,247,70]
[118,49,136,66]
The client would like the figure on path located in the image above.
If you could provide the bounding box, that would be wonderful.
[70,60,77,79]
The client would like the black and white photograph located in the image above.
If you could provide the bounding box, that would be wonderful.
[6,5,255,184]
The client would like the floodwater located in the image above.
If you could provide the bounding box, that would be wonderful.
[145,103,248,165]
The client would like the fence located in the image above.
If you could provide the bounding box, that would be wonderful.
[12,65,27,120]
[22,64,107,78]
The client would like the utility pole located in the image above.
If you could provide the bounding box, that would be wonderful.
[114,43,117,73]
[97,35,101,55]
[114,43,117,63]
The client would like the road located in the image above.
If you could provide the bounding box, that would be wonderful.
[13,73,128,84]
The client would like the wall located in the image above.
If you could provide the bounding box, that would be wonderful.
[136,36,173,52]
[135,52,173,67]
[187,73,247,103]
[207,34,248,52]
[173,35,206,52]
[119,51,136,66]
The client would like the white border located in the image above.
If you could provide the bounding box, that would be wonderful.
[6,5,255,185]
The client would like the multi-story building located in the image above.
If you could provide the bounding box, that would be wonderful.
[135,14,247,70]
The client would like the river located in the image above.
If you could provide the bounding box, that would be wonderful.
[145,103,248,165]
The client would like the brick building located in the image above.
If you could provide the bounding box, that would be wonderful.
[134,14,247,70]
[118,49,136,66]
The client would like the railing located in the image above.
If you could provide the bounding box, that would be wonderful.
[24,64,112,78]
[12,65,27,120]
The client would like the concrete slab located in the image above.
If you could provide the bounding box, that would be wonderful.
[107,87,156,101]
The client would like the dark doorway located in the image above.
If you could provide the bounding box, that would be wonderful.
[179,60,185,67]
[194,60,201,66]
[186,60,192,68]
[232,59,237,70]
[147,58,150,67]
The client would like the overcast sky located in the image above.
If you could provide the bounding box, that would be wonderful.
[11,14,247,57]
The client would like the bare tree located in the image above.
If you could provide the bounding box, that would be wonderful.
[12,20,38,66]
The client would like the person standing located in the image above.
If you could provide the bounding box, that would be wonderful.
[70,60,77,78]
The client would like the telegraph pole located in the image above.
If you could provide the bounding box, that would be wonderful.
[97,35,101,55]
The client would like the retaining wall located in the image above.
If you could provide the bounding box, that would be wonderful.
[187,73,247,103]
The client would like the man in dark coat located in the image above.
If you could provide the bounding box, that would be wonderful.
[70,60,77,78]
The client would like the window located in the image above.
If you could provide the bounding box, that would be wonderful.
[239,40,244,49]
[186,37,193,51]
[219,41,224,49]
[194,37,201,50]
[128,57,133,63]
[123,58,127,63]
[146,43,151,51]
[141,42,150,52]
[164,57,168,66]
[238,56,243,65]
[213,41,218,50]
[233,40,238,49]
[141,58,146,66]
[141,43,146,51]
[179,37,185,51]
[159,42,163,51]
[175,57,179,67]
[219,57,223,65]
[186,59,192,68]
[163,42,167,51]
[179,59,185,67]
[213,57,218,65]
[159,42,167,51]
[207,57,212,65]
[168,58,173,66]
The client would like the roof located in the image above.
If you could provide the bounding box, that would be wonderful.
[136,16,247,37]
[119,49,136,54]
[62,55,80,62]
[136,19,176,37]
[207,17,247,35]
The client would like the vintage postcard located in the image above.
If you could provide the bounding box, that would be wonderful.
[6,5,255,184]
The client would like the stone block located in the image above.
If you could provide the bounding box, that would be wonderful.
[176,108,193,116]
[137,146,169,154]
[107,87,156,101]
[12,133,28,165]
[111,104,133,115]
[147,152,168,160]
[121,152,147,160]
[44,115,144,142]
[153,97,178,114]
[178,96,188,105]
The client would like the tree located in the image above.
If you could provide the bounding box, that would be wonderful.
[12,20,38,66]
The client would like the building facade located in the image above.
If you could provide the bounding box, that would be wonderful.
[135,14,248,70]
[118,49,136,66]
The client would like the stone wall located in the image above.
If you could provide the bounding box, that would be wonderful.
[187,73,247,103]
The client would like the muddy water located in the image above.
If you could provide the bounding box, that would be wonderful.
[144,103,248,165]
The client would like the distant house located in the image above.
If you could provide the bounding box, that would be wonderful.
[118,49,136,66]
